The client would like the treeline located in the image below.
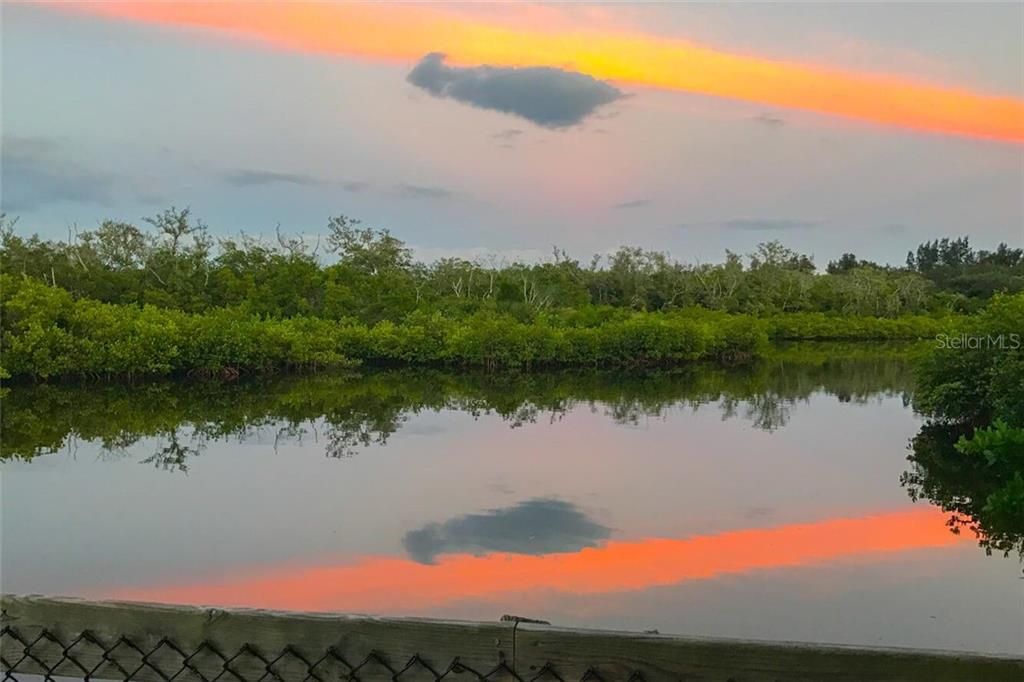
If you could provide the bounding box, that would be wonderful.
[904,238,1024,300]
[2,209,988,380]
[2,209,1021,323]
[2,272,967,379]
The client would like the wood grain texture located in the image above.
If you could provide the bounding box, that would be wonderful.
[1,594,513,681]
[2,594,1022,681]
[513,622,1024,681]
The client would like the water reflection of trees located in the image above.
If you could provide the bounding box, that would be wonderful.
[902,423,1024,559]
[2,347,916,466]
[141,431,204,473]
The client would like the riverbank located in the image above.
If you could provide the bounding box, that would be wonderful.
[0,278,963,380]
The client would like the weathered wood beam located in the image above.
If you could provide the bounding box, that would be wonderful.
[1,595,513,681]
[2,594,1021,681]
[513,621,1024,681]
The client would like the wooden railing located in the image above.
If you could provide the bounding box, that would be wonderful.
[1,595,1021,681]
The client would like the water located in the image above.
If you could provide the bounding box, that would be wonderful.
[2,349,1021,655]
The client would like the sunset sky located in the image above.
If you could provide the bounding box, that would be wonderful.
[3,1,1022,263]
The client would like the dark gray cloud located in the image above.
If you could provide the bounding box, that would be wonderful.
[752,113,786,127]
[402,498,611,564]
[222,169,371,193]
[395,182,454,200]
[223,169,322,188]
[2,136,116,212]
[407,53,622,129]
[613,198,652,210]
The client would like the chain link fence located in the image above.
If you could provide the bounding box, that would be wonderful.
[3,596,1022,681]
[2,623,635,682]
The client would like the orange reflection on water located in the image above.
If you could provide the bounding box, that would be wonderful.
[110,507,964,612]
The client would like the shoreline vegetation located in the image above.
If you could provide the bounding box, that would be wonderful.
[3,209,1020,380]
[908,294,1024,557]
[0,277,962,379]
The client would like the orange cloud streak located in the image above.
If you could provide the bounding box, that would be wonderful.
[108,507,964,613]
[53,1,1024,142]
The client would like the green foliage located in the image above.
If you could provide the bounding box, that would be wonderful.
[0,276,355,378]
[903,421,1024,558]
[907,237,1024,302]
[3,210,1009,379]
[956,421,1024,543]
[914,293,1024,426]
[4,211,1017,325]
[1,271,970,380]
[766,312,957,341]
[907,292,1024,558]
[326,214,412,274]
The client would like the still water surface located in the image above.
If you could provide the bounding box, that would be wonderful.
[2,351,1021,654]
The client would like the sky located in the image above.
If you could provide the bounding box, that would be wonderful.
[2,1,1023,264]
